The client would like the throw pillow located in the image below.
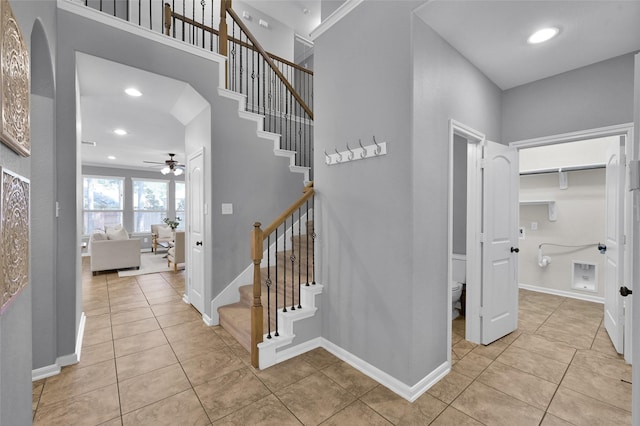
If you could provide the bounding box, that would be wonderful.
[157,226,173,239]
[107,226,129,240]
[91,231,107,242]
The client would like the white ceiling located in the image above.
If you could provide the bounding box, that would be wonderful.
[77,53,207,171]
[416,1,640,90]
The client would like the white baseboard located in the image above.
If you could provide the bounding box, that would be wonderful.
[321,338,450,402]
[519,283,604,304]
[202,313,214,326]
[33,312,86,381]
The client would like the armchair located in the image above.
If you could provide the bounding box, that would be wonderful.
[151,224,173,253]
[167,231,185,272]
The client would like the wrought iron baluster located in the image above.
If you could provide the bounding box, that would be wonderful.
[201,0,205,48]
[239,31,243,94]
[274,227,279,336]
[290,212,296,311]
[297,207,302,308]
[306,199,310,286]
[191,0,195,44]
[209,1,213,51]
[112,0,116,16]
[181,0,185,41]
[282,218,287,313]
[266,235,271,339]
[251,42,255,112]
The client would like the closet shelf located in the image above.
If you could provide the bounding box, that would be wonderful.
[520,200,557,221]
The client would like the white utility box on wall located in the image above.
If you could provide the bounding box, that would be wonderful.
[571,261,597,292]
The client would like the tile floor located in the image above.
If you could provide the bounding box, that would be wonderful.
[32,260,633,425]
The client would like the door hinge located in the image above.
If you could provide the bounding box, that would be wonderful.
[479,306,485,317]
[630,160,640,191]
[479,233,485,243]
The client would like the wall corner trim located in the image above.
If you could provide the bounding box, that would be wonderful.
[309,0,364,41]
[32,313,86,381]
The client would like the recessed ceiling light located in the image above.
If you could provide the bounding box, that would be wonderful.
[125,87,142,97]
[107,155,116,160]
[527,27,559,44]
[113,128,127,136]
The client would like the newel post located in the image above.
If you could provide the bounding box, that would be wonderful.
[250,222,264,368]
[163,3,172,36]
[219,0,230,88]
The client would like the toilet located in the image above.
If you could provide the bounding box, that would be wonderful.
[452,255,466,319]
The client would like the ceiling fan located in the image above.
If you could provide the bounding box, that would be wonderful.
[143,153,185,176]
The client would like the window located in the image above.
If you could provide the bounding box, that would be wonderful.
[175,181,185,230]
[133,179,168,233]
[83,176,124,235]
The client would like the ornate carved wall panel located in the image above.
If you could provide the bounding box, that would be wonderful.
[0,168,29,314]
[0,0,29,156]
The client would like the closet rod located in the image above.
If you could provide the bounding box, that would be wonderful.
[520,163,605,176]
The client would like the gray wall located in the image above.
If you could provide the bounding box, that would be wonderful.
[411,16,502,382]
[452,134,467,255]
[315,1,419,384]
[503,54,636,143]
[632,51,639,426]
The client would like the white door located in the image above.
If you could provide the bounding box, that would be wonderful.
[187,148,205,313]
[481,141,520,344]
[604,136,625,353]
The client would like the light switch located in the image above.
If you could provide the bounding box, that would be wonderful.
[221,203,233,215]
[531,222,538,231]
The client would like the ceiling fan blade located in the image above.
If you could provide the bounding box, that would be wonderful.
[143,161,165,164]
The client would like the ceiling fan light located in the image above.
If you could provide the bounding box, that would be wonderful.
[527,27,559,44]
[173,168,183,176]
[161,166,171,175]
[125,87,142,97]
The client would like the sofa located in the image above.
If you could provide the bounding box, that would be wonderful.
[89,225,141,275]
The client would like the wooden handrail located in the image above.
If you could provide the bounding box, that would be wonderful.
[263,182,314,237]
[224,7,314,120]
[164,4,313,76]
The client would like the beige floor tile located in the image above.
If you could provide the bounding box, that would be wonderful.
[115,344,177,380]
[194,367,270,422]
[547,386,632,425]
[496,346,568,384]
[114,328,168,358]
[112,317,159,340]
[452,381,544,426]
[181,347,245,386]
[536,325,595,350]
[169,331,228,363]
[121,389,209,426]
[34,384,120,426]
[560,364,632,411]
[360,385,446,425]
[99,416,123,425]
[110,307,154,326]
[542,314,600,339]
[427,371,473,404]
[477,361,557,410]
[300,347,340,369]
[322,400,392,426]
[108,293,147,307]
[321,361,379,397]
[82,325,113,348]
[452,339,477,358]
[211,394,301,425]
[150,301,193,317]
[430,406,483,426]
[118,363,191,414]
[253,356,317,391]
[511,333,576,364]
[591,328,621,358]
[451,352,493,379]
[32,381,44,412]
[571,349,631,382]
[84,313,111,333]
[518,307,552,328]
[156,308,203,328]
[540,413,575,425]
[146,294,183,305]
[40,360,117,405]
[451,331,464,345]
[469,339,509,360]
[163,319,214,344]
[78,341,115,368]
[276,372,356,425]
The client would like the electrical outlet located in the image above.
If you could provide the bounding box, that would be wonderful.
[531,222,538,231]
[143,237,148,243]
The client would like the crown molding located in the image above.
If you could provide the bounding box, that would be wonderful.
[309,0,364,41]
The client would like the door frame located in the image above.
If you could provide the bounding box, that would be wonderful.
[510,122,634,363]
[448,119,485,352]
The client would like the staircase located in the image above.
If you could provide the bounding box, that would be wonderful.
[219,222,314,352]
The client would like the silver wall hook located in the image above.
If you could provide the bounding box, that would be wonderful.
[346,143,354,160]
[358,139,367,158]
[372,136,382,155]
[334,147,342,162]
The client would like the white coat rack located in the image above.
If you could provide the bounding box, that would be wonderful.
[324,137,388,166]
